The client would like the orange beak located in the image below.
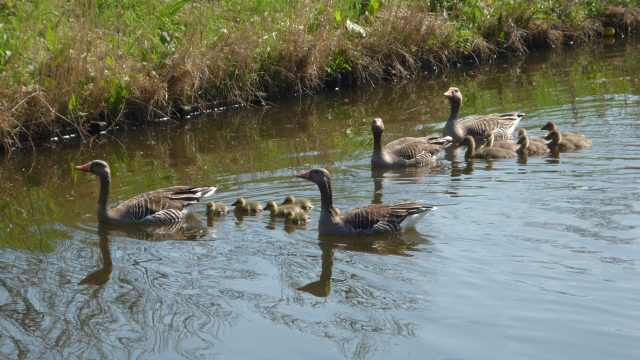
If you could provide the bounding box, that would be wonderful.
[75,162,92,172]
[295,171,310,179]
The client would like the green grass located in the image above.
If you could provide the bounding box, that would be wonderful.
[1,0,639,151]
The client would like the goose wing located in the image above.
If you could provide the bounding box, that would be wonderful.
[115,186,217,222]
[458,112,524,140]
[384,138,446,165]
[343,202,434,235]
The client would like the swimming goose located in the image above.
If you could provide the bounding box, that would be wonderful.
[484,130,518,151]
[516,131,549,156]
[296,168,436,236]
[518,128,547,145]
[263,201,301,217]
[75,160,217,225]
[206,201,229,216]
[231,198,263,214]
[284,208,311,224]
[371,118,450,168]
[541,121,587,140]
[281,195,314,211]
[545,130,592,152]
[443,87,525,143]
[459,136,517,159]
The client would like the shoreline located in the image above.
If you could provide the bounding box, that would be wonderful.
[1,2,639,153]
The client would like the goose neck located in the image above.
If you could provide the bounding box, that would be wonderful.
[97,172,112,221]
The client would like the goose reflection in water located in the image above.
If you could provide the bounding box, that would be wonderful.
[297,232,431,298]
[370,166,448,205]
[79,221,207,286]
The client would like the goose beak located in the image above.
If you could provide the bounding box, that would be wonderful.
[75,162,91,172]
[296,171,310,179]
[443,89,453,98]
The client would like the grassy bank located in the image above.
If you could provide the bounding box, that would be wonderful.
[1,0,639,151]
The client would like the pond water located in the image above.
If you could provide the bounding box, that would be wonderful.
[1,39,639,359]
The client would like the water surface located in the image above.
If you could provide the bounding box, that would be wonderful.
[1,40,639,359]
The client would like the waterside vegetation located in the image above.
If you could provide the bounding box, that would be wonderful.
[1,0,639,151]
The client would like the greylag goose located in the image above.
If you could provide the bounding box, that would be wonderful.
[545,130,592,152]
[281,195,314,211]
[516,131,549,156]
[541,121,587,140]
[459,136,517,159]
[371,118,450,168]
[484,130,517,151]
[443,87,524,143]
[206,201,229,216]
[296,168,436,236]
[263,201,301,217]
[284,208,311,224]
[231,197,263,214]
[75,160,217,225]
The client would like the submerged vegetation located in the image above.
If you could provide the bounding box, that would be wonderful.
[1,0,639,151]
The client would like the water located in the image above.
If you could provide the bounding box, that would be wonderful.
[1,40,640,359]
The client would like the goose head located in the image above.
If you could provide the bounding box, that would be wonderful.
[541,121,557,132]
[231,198,246,207]
[281,195,296,205]
[263,201,279,212]
[371,118,384,135]
[75,160,111,178]
[517,133,529,147]
[296,168,331,186]
[443,87,462,102]
[517,128,528,137]
[206,201,215,211]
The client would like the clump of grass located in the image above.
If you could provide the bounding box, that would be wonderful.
[1,0,639,152]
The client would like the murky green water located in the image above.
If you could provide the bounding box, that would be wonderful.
[1,39,640,359]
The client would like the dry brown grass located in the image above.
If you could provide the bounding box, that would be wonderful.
[2,1,640,152]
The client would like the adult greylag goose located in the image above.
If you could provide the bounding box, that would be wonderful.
[281,195,314,211]
[541,121,587,140]
[206,201,229,216]
[75,160,217,225]
[484,130,517,151]
[371,118,450,168]
[516,130,549,156]
[284,208,311,224]
[545,130,592,152]
[459,136,517,159]
[296,168,436,236]
[443,87,525,143]
[231,198,263,214]
[263,201,301,217]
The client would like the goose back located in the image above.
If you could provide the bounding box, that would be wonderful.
[371,118,449,168]
[231,198,263,214]
[541,121,587,140]
[460,136,516,159]
[281,195,314,210]
[545,130,592,152]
